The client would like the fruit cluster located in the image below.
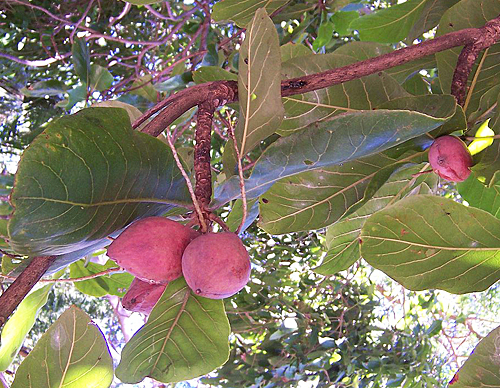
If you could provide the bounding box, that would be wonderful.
[107,217,251,314]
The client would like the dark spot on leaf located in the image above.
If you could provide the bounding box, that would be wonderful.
[244,58,248,64]
[401,228,409,236]
[449,23,454,28]
[304,160,314,166]
[359,238,363,244]
[262,198,269,204]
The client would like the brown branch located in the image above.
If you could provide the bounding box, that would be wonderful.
[136,14,500,137]
[450,44,484,106]
[0,256,56,329]
[194,102,215,220]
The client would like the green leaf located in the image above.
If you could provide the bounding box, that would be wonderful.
[279,48,410,135]
[316,163,437,275]
[92,100,143,122]
[193,66,238,84]
[72,37,91,84]
[313,21,334,51]
[280,43,312,63]
[468,84,500,124]
[258,152,424,234]
[11,306,113,388]
[426,319,442,336]
[0,285,52,371]
[116,277,230,384]
[89,64,113,92]
[226,199,259,233]
[69,259,133,297]
[57,84,87,110]
[213,0,290,27]
[129,75,158,103]
[407,0,460,41]
[236,8,284,156]
[20,80,68,97]
[448,325,500,387]
[360,195,500,294]
[120,0,162,4]
[457,175,500,218]
[8,107,189,257]
[331,11,359,36]
[350,0,427,43]
[436,0,500,116]
[214,107,455,207]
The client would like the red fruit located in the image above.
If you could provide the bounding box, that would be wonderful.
[182,232,251,299]
[122,278,166,314]
[107,217,198,284]
[428,135,473,182]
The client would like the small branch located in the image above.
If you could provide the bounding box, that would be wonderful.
[451,44,484,106]
[0,256,56,329]
[0,51,71,67]
[194,102,216,227]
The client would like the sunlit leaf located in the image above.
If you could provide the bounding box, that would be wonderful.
[11,306,113,388]
[360,195,500,293]
[468,119,494,155]
[116,277,230,384]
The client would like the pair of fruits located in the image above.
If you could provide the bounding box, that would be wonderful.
[107,217,251,314]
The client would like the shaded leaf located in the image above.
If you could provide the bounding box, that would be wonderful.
[449,325,500,387]
[457,174,500,218]
[69,259,133,297]
[11,306,113,388]
[360,195,500,294]
[214,107,455,207]
[331,11,359,36]
[280,43,312,63]
[0,285,52,371]
[350,0,427,43]
[116,277,230,384]
[237,9,284,155]
[130,75,158,103]
[313,21,334,51]
[89,64,114,92]
[20,80,68,97]
[72,37,91,84]
[193,67,237,83]
[316,163,436,275]
[407,0,460,41]
[8,107,190,257]
[436,0,500,116]
[213,0,290,27]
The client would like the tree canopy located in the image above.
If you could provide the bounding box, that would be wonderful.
[1,0,500,387]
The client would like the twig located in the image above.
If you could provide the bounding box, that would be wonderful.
[165,132,207,232]
[0,51,71,67]
[0,256,56,329]
[226,113,247,234]
[0,267,122,283]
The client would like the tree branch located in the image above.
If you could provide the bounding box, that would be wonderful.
[0,256,56,328]
[136,14,500,137]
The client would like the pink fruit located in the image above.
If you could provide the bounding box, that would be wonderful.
[428,135,473,182]
[182,232,251,299]
[122,278,166,314]
[107,217,198,284]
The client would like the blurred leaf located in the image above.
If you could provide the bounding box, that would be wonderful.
[236,9,284,156]
[407,0,460,41]
[0,285,52,371]
[361,195,500,293]
[457,174,500,218]
[350,0,427,43]
[154,72,193,93]
[72,37,91,84]
[11,306,113,388]
[214,107,455,206]
[213,0,290,27]
[280,42,312,62]
[426,319,442,336]
[8,107,189,257]
[92,100,143,122]
[116,277,230,384]
[331,10,358,36]
[313,21,334,51]
[57,84,87,110]
[449,325,500,387]
[193,67,237,83]
[120,0,162,4]
[20,80,68,97]
[89,64,113,92]
[69,259,133,297]
[129,75,158,103]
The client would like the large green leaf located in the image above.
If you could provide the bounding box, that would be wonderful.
[236,8,284,156]
[0,285,52,371]
[258,152,423,234]
[11,306,113,388]
[448,325,500,387]
[360,195,500,294]
[407,0,460,41]
[20,80,68,97]
[214,107,455,207]
[350,0,427,43]
[436,0,500,116]
[316,163,437,275]
[69,259,133,297]
[8,107,189,257]
[116,277,230,384]
[279,49,409,135]
[457,175,500,218]
[212,0,290,27]
[89,64,114,92]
